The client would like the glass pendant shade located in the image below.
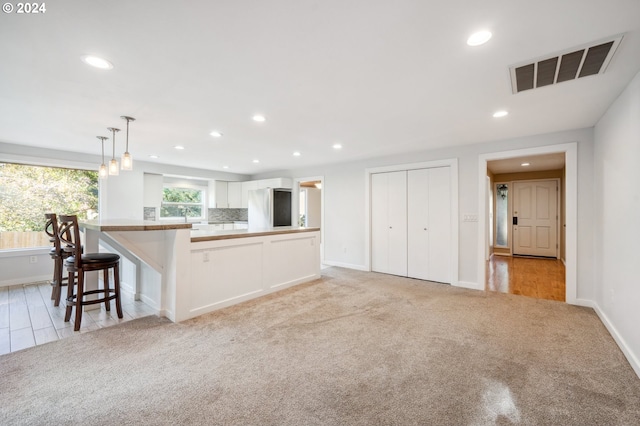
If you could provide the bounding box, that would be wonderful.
[97,136,109,180]
[107,127,120,176]
[121,151,133,170]
[120,116,135,171]
[99,163,108,179]
[109,158,119,175]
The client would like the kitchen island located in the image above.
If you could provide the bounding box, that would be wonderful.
[80,220,321,322]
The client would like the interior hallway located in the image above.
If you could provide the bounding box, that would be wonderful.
[486,254,566,302]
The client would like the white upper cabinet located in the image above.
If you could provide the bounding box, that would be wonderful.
[227,182,242,208]
[257,178,293,189]
[208,180,229,208]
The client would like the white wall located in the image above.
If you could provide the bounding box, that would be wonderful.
[253,128,595,291]
[593,70,640,376]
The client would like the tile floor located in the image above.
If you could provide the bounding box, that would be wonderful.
[0,281,156,355]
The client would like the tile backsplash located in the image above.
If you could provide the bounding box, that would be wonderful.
[208,208,248,222]
[143,207,157,221]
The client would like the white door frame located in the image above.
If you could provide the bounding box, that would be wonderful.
[293,176,325,264]
[365,158,459,286]
[478,143,577,304]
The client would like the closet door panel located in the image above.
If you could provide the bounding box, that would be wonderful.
[387,171,407,276]
[428,167,451,283]
[371,173,389,273]
[407,169,429,280]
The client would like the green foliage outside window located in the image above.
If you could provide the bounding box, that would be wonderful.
[0,163,98,233]
[161,187,203,218]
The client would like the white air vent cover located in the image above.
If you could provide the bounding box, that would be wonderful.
[509,35,623,94]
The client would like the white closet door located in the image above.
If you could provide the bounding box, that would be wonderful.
[371,171,407,276]
[387,171,407,276]
[427,167,451,283]
[371,173,390,273]
[407,169,430,280]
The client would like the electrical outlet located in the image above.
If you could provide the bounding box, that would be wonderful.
[202,252,210,262]
[29,256,38,264]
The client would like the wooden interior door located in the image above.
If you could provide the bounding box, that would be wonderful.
[513,180,558,257]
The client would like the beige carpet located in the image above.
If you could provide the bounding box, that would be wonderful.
[2,267,639,425]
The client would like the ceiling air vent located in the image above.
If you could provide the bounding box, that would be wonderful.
[510,35,623,94]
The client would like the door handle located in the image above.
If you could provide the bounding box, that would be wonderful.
[513,217,518,225]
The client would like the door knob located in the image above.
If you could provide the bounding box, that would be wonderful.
[424,228,427,230]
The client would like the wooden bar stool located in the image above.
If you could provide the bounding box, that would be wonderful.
[44,213,71,306]
[58,214,123,331]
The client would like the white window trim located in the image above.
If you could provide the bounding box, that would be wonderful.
[160,182,207,222]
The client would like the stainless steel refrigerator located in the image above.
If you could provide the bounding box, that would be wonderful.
[248,188,292,229]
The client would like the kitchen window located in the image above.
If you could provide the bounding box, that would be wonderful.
[160,185,206,221]
[0,162,98,250]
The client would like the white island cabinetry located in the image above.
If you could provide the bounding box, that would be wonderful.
[80,220,320,323]
[189,227,321,318]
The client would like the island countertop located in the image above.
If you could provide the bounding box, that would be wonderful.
[190,226,320,242]
[80,219,193,232]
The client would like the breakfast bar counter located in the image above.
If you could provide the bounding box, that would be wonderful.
[80,220,321,322]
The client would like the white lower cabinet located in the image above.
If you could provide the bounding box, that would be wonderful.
[371,167,451,283]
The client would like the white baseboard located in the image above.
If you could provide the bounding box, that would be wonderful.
[572,298,595,308]
[0,274,50,288]
[322,261,368,271]
[455,281,482,290]
[592,302,640,379]
[139,293,160,311]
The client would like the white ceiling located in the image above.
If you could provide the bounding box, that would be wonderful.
[1,0,639,175]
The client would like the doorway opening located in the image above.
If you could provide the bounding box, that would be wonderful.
[479,145,576,304]
[294,176,324,265]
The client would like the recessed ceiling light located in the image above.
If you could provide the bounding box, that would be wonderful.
[293,151,301,157]
[521,162,530,167]
[252,115,266,122]
[210,131,223,138]
[467,30,492,46]
[174,145,185,150]
[81,55,113,70]
[149,155,159,159]
[333,143,342,150]
[222,165,229,169]
[252,159,260,163]
[493,110,509,118]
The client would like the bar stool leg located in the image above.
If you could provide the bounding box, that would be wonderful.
[114,263,123,319]
[74,272,84,331]
[64,270,75,322]
[52,257,64,306]
[103,269,111,312]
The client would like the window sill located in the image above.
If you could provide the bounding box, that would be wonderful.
[0,247,50,258]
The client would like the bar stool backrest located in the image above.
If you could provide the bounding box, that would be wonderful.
[44,213,60,252]
[58,215,81,268]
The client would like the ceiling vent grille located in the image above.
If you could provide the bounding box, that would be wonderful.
[510,36,623,94]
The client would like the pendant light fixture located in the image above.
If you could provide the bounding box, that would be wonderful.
[107,127,120,175]
[97,136,109,179]
[120,116,135,170]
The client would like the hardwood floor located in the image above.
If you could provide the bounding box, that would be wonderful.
[486,254,565,302]
[0,282,155,355]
